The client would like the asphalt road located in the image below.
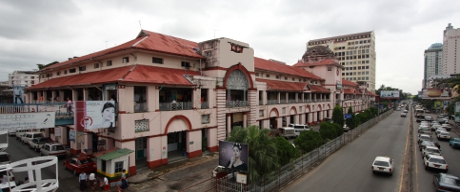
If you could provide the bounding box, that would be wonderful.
[282,111,409,192]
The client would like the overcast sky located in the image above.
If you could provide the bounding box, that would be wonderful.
[1,0,459,95]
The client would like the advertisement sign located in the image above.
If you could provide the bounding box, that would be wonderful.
[12,86,25,104]
[219,141,249,180]
[434,101,443,109]
[0,112,56,131]
[54,127,61,137]
[380,91,399,98]
[455,102,460,123]
[69,130,75,142]
[344,114,352,119]
[420,89,451,99]
[74,101,116,132]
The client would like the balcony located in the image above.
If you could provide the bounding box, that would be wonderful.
[134,102,148,113]
[267,100,278,105]
[159,101,192,111]
[288,99,297,104]
[201,101,209,109]
[226,100,248,108]
[259,100,263,105]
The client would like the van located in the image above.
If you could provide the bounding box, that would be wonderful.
[21,132,44,145]
[278,127,296,139]
[289,124,310,137]
[15,129,29,140]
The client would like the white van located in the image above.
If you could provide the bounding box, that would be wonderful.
[289,124,310,137]
[278,127,296,139]
[21,132,44,145]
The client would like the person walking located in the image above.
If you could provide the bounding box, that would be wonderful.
[67,97,72,115]
[103,177,109,191]
[120,169,128,189]
[88,172,96,191]
[79,171,88,191]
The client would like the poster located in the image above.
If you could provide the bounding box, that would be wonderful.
[218,141,249,182]
[12,86,25,104]
[69,130,75,142]
[74,101,116,132]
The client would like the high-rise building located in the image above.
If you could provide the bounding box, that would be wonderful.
[423,43,443,88]
[442,23,460,75]
[307,31,376,91]
[7,70,39,87]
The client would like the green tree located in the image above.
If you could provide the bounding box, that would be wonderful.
[273,137,300,166]
[294,130,323,153]
[36,61,59,70]
[332,105,344,127]
[226,125,279,182]
[319,122,337,141]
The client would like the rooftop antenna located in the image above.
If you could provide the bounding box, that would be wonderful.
[139,20,142,29]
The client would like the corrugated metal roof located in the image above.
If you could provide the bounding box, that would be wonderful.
[95,148,134,161]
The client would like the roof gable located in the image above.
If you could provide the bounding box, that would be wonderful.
[254,57,323,80]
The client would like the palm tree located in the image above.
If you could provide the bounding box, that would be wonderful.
[226,125,280,182]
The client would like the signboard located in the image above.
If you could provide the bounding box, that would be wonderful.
[69,130,75,142]
[74,101,116,132]
[236,173,247,184]
[434,101,443,109]
[380,91,399,98]
[420,88,451,99]
[0,112,56,131]
[455,102,460,123]
[12,86,25,104]
[219,141,249,182]
[344,114,352,119]
[54,127,61,137]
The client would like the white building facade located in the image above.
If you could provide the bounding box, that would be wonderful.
[442,23,460,76]
[307,31,377,91]
[423,43,443,88]
[8,70,39,87]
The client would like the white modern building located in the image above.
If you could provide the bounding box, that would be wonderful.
[7,70,39,87]
[442,23,460,75]
[307,31,376,91]
[423,43,443,88]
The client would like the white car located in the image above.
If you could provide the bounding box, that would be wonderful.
[423,154,448,172]
[437,131,452,140]
[441,124,452,131]
[371,156,394,175]
[421,146,441,156]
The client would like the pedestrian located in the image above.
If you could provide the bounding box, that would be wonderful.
[103,177,109,191]
[67,97,73,115]
[120,169,128,189]
[88,172,96,191]
[79,171,88,191]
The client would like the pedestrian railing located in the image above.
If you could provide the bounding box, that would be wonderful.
[179,110,393,192]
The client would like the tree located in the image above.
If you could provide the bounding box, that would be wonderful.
[294,130,323,153]
[36,61,59,70]
[319,122,337,141]
[273,137,300,166]
[332,105,344,127]
[226,125,279,182]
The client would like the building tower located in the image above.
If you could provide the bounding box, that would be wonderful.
[307,31,376,91]
[442,23,460,75]
[423,43,443,88]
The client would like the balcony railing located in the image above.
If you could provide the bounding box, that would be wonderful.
[280,100,287,104]
[288,99,297,104]
[159,101,192,111]
[267,100,278,105]
[134,102,148,113]
[259,100,263,105]
[0,103,73,119]
[226,101,248,108]
[201,101,209,109]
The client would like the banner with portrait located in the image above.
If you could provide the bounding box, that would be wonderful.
[218,141,249,180]
[12,86,25,104]
[74,101,116,132]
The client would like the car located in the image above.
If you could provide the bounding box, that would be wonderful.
[420,141,436,151]
[400,113,407,117]
[343,124,350,132]
[8,130,16,137]
[40,142,67,159]
[423,154,448,172]
[63,156,97,175]
[21,132,44,145]
[418,126,431,135]
[441,124,452,131]
[431,124,441,131]
[437,131,452,141]
[289,124,310,136]
[433,173,460,192]
[421,146,441,156]
[436,128,448,135]
[0,152,11,165]
[403,109,408,113]
[425,116,434,122]
[418,134,432,144]
[371,156,394,175]
[15,130,28,140]
[28,137,52,152]
[449,138,460,149]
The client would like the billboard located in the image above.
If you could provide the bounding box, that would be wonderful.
[420,88,451,99]
[434,101,443,109]
[12,86,25,104]
[455,102,460,123]
[380,90,399,98]
[219,141,249,180]
[74,101,116,132]
[0,112,56,131]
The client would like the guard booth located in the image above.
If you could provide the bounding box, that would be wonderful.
[93,147,133,187]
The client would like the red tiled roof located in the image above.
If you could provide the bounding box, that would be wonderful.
[256,78,307,91]
[27,65,200,90]
[367,90,376,96]
[356,89,362,94]
[254,57,323,80]
[343,89,355,94]
[341,79,357,87]
[42,30,203,71]
[309,84,330,93]
[292,59,340,68]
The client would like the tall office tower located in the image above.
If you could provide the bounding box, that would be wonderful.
[307,31,376,91]
[442,23,460,75]
[423,43,443,88]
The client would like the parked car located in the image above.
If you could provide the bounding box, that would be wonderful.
[424,154,448,172]
[418,134,432,144]
[40,142,67,159]
[0,152,11,165]
[418,126,431,135]
[432,173,460,192]
[21,132,44,145]
[437,131,452,141]
[28,137,53,152]
[371,156,394,176]
[449,138,460,149]
[420,141,436,151]
[289,124,310,137]
[8,130,16,137]
[441,124,452,131]
[63,156,97,175]
[15,130,29,140]
[421,146,441,157]
[425,116,434,122]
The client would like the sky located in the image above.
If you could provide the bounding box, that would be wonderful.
[1,0,459,95]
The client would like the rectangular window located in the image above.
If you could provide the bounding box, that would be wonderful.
[114,161,123,173]
[122,57,129,63]
[255,73,259,77]
[282,107,286,114]
[69,68,76,73]
[79,66,86,71]
[259,110,264,117]
[152,57,164,64]
[276,76,280,79]
[106,60,112,66]
[94,63,100,68]
[327,67,332,71]
[101,160,106,172]
[292,78,295,81]
[285,77,288,80]
[266,74,270,78]
[181,61,191,68]
[135,119,149,133]
[202,114,210,124]
[204,51,212,56]
[64,70,67,74]
[57,72,60,76]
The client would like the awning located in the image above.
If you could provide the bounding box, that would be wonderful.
[256,78,307,91]
[94,148,134,161]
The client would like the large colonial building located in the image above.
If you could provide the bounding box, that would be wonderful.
[306,31,376,91]
[423,43,443,88]
[24,30,375,175]
[442,23,460,76]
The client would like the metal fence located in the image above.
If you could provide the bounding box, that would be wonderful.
[180,110,393,192]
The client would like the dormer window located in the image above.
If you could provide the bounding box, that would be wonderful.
[122,57,129,63]
[181,61,191,68]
